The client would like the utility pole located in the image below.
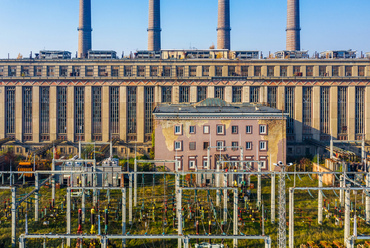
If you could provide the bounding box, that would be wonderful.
[233,188,238,248]
[271,172,276,224]
[288,188,294,248]
[344,189,350,246]
[66,188,71,247]
[122,188,126,248]
[11,187,16,248]
[318,173,323,225]
[366,173,370,224]
[257,162,262,207]
[35,173,39,222]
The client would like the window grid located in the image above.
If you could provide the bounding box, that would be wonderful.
[92,87,102,135]
[320,87,330,135]
[302,87,312,134]
[127,87,137,134]
[75,87,85,140]
[23,87,33,135]
[338,87,348,135]
[145,87,154,134]
[197,86,207,102]
[57,87,67,134]
[5,87,15,135]
[179,86,190,103]
[250,86,260,103]
[110,87,120,135]
[267,87,277,108]
[215,86,224,100]
[162,86,172,103]
[285,87,295,135]
[40,87,50,135]
[232,86,242,103]
[355,87,365,134]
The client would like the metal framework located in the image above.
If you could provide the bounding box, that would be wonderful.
[127,87,137,135]
[179,86,190,103]
[92,86,102,140]
[338,86,348,135]
[355,86,365,136]
[22,87,33,139]
[57,86,67,135]
[250,86,260,103]
[215,86,224,100]
[75,86,85,140]
[285,86,295,135]
[302,86,312,135]
[110,86,120,135]
[197,86,207,102]
[162,86,172,103]
[232,86,242,103]
[40,87,50,140]
[267,86,277,108]
[5,86,15,136]
[145,86,154,134]
[320,86,330,135]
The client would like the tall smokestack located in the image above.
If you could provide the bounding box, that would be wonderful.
[217,0,231,50]
[286,0,301,51]
[148,0,161,51]
[78,0,92,58]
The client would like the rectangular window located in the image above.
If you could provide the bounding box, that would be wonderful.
[267,66,274,77]
[320,87,330,135]
[110,87,120,135]
[197,86,207,102]
[0,66,4,76]
[285,87,295,135]
[176,66,184,77]
[203,159,209,169]
[303,87,312,135]
[203,142,209,150]
[338,87,348,135]
[83,66,93,77]
[259,141,267,151]
[345,66,352,77]
[21,66,30,77]
[92,87,102,137]
[145,87,154,135]
[9,66,16,77]
[215,66,223,76]
[161,86,172,103]
[254,66,261,76]
[124,66,132,77]
[189,159,196,169]
[174,141,182,151]
[355,87,365,135]
[189,126,196,134]
[127,87,137,136]
[332,66,339,77]
[150,66,158,77]
[319,66,327,77]
[232,126,238,134]
[40,87,50,137]
[189,142,196,150]
[175,157,182,170]
[179,86,190,103]
[5,87,15,136]
[202,66,210,76]
[75,87,85,141]
[215,86,224,100]
[259,125,267,134]
[34,66,42,77]
[246,125,252,134]
[250,86,260,103]
[231,142,239,151]
[232,86,242,103]
[246,142,252,150]
[268,87,277,108]
[137,66,145,77]
[47,66,55,77]
[111,66,119,77]
[306,66,313,77]
[203,125,210,134]
[241,66,248,77]
[175,125,182,135]
[217,125,225,135]
[71,66,80,77]
[23,87,33,140]
[358,66,365,77]
[293,66,301,76]
[57,87,67,135]
[163,66,171,77]
[216,141,225,151]
[228,66,236,76]
[189,66,197,77]
[60,66,68,77]
[280,66,288,77]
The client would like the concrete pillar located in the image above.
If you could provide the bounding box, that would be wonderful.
[134,160,137,207]
[340,175,344,207]
[67,87,75,142]
[78,0,92,58]
[208,86,215,99]
[330,87,338,139]
[15,86,23,141]
[148,0,161,51]
[67,188,71,247]
[49,86,57,141]
[277,86,285,111]
[0,86,5,139]
[11,187,16,248]
[122,188,126,247]
[260,86,268,103]
[120,86,127,141]
[344,189,350,246]
[172,85,179,104]
[271,173,275,224]
[243,86,250,103]
[289,188,294,248]
[257,162,262,207]
[177,188,182,248]
[137,86,145,143]
[35,173,39,222]
[217,0,231,50]
[347,87,356,140]
[366,174,370,225]
[102,87,110,141]
[233,189,238,248]
[294,86,303,142]
[223,173,228,223]
[312,86,321,140]
[84,86,92,142]
[82,173,85,223]
[129,173,132,224]
[225,86,232,103]
[190,86,197,103]
[318,174,323,225]
[286,0,301,51]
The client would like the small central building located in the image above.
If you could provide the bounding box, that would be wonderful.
[153,98,287,172]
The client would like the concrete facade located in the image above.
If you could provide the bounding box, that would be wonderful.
[286,0,300,51]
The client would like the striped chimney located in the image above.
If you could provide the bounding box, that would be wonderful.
[217,0,231,50]
[148,0,161,51]
[78,0,92,58]
[286,0,301,51]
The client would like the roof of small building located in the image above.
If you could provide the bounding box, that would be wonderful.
[153,98,285,116]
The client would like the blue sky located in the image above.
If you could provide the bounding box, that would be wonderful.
[0,0,369,58]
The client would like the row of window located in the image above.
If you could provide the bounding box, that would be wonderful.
[174,140,268,151]
[174,124,268,135]
[0,65,366,77]
[175,157,268,170]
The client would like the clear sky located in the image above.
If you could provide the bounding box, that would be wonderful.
[0,0,369,58]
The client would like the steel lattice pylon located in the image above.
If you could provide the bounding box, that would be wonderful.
[278,166,287,248]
